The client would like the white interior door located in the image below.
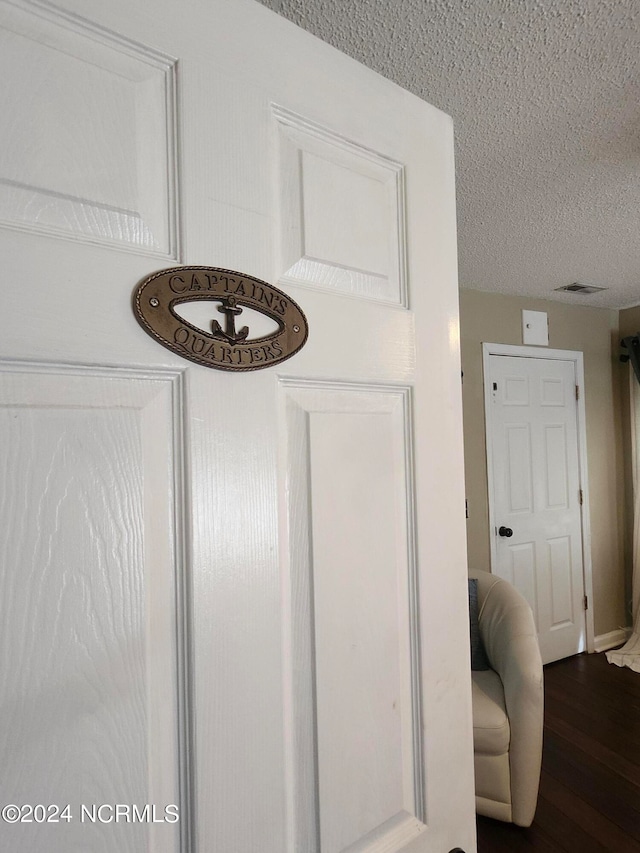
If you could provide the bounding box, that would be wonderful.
[0,1,475,851]
[485,352,587,664]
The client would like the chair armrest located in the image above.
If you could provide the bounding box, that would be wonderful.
[470,569,544,826]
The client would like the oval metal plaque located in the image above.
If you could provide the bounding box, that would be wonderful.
[134,266,309,371]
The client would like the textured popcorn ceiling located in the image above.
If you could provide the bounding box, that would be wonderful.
[258,0,640,309]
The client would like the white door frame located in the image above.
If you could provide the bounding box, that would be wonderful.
[482,342,595,654]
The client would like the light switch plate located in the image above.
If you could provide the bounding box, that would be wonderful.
[522,310,549,346]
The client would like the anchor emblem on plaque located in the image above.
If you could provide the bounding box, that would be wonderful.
[210,296,249,343]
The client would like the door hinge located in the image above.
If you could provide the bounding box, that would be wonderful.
[583,595,588,610]
[575,384,580,400]
[579,488,583,505]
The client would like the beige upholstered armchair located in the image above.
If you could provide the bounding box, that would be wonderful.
[469,569,544,827]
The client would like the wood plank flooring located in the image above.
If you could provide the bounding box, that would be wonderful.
[476,651,640,852]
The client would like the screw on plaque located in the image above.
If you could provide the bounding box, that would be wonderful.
[211,295,249,343]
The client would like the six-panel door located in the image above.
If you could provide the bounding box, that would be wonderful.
[0,0,475,850]
[487,354,586,664]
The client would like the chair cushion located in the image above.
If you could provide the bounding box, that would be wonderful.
[472,668,510,755]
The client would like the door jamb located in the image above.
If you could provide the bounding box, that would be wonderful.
[482,342,595,654]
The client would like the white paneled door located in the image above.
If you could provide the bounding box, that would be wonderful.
[0,1,475,851]
[486,353,587,664]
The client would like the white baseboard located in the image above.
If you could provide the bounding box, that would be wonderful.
[593,628,631,653]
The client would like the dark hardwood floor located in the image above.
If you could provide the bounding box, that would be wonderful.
[477,651,640,852]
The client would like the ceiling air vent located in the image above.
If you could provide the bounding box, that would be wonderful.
[555,282,608,295]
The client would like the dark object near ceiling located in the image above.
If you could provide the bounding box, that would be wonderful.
[620,334,640,385]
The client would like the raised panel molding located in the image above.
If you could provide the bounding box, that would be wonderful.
[505,423,532,513]
[273,105,407,306]
[279,379,423,852]
[544,424,569,509]
[509,542,538,625]
[0,360,191,852]
[0,0,179,257]
[503,375,529,405]
[548,536,574,628]
[540,377,564,406]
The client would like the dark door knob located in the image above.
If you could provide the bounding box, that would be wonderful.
[498,526,513,537]
[448,849,466,852]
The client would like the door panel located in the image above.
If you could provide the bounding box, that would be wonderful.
[0,366,183,852]
[274,106,407,304]
[487,354,585,664]
[510,542,538,620]
[0,1,475,850]
[543,424,569,508]
[281,383,423,852]
[548,536,573,625]
[0,0,177,256]
[505,424,533,512]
